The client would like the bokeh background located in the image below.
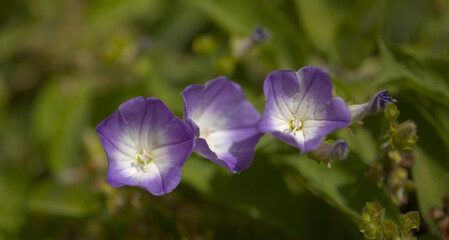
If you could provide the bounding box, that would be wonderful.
[1,0,449,239]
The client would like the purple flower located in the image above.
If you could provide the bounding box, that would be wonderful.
[96,97,195,195]
[182,77,263,173]
[349,90,396,124]
[257,66,351,152]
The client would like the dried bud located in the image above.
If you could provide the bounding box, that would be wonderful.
[429,207,446,220]
[443,195,449,211]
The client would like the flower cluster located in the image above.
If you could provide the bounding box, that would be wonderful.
[97,66,395,195]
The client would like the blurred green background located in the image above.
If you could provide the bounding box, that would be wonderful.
[1,0,449,239]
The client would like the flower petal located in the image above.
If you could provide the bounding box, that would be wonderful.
[116,97,193,151]
[183,77,261,131]
[299,97,351,151]
[183,77,262,172]
[96,111,138,162]
[262,70,300,119]
[195,128,263,173]
[108,163,182,196]
[295,66,333,117]
[257,70,299,133]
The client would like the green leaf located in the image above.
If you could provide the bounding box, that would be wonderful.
[181,155,219,194]
[28,180,99,217]
[381,0,429,44]
[410,96,449,151]
[282,149,400,225]
[294,0,336,53]
[412,147,449,231]
[333,2,381,68]
[376,40,449,108]
[31,79,91,172]
[0,169,29,236]
[338,125,378,166]
[188,0,308,67]
[295,0,381,67]
[182,154,361,239]
[86,0,162,30]
[418,234,441,240]
[0,24,31,64]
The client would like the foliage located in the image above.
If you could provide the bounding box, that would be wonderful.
[1,0,449,239]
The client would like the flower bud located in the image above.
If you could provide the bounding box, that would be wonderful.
[382,220,398,240]
[214,56,236,75]
[349,91,396,125]
[192,35,218,56]
[231,25,270,58]
[360,222,378,240]
[251,25,270,43]
[308,140,349,167]
[400,211,420,233]
[391,121,418,150]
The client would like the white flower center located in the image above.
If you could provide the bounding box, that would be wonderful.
[200,128,214,139]
[287,115,303,135]
[132,149,153,172]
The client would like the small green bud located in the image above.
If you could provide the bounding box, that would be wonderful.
[391,121,418,150]
[387,150,402,164]
[391,167,408,183]
[359,202,419,240]
[383,220,398,240]
[360,222,379,240]
[400,211,420,233]
[385,103,400,123]
[192,35,218,56]
[214,56,236,76]
[362,202,384,223]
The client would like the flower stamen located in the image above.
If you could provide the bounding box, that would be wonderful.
[288,115,303,135]
[132,149,153,172]
[200,128,214,139]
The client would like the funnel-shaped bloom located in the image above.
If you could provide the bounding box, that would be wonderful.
[349,91,396,124]
[257,66,351,152]
[96,97,194,195]
[183,77,263,173]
